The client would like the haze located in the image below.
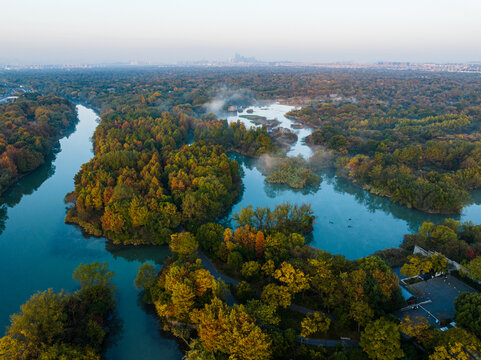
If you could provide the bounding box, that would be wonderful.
[2,0,481,64]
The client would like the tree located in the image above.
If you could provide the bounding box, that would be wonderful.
[171,282,196,320]
[400,315,433,344]
[245,299,280,326]
[193,268,216,297]
[184,339,217,360]
[255,231,266,257]
[300,312,331,338]
[360,318,404,360]
[261,283,292,308]
[455,292,481,338]
[430,254,448,275]
[73,262,114,288]
[350,300,374,333]
[274,262,310,294]
[169,232,198,260]
[430,342,480,360]
[308,258,336,301]
[236,281,253,302]
[39,343,100,360]
[191,298,272,360]
[134,262,157,290]
[430,328,481,360]
[241,261,261,280]
[0,335,26,360]
[465,257,481,281]
[196,223,223,253]
[227,251,243,271]
[401,255,433,277]
[7,289,66,349]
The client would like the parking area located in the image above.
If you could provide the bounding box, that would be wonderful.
[397,275,476,326]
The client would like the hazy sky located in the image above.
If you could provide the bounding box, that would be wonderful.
[2,0,481,64]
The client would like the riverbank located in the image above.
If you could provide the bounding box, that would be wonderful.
[0,105,183,360]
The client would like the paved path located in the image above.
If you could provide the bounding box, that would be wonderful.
[198,251,238,306]
[299,337,359,347]
[199,251,354,346]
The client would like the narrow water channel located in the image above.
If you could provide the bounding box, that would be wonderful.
[0,105,182,359]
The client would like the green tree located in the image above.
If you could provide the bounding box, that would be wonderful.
[7,289,66,348]
[261,283,292,308]
[245,299,280,326]
[134,262,157,290]
[236,281,253,302]
[300,312,331,338]
[169,232,198,260]
[455,292,481,338]
[360,318,404,360]
[241,261,261,280]
[196,223,223,253]
[465,257,481,281]
[227,251,243,271]
[73,262,114,288]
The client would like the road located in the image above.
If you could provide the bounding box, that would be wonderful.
[198,250,356,347]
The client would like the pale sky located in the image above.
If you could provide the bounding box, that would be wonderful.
[1,0,481,64]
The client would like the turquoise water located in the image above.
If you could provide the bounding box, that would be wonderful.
[1,102,481,357]
[223,104,481,259]
[0,105,182,359]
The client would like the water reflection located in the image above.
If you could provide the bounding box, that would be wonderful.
[0,122,80,236]
[0,105,182,360]
[106,242,172,265]
[224,104,481,258]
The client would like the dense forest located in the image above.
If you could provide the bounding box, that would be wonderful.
[0,93,77,193]
[0,263,117,360]
[6,67,481,206]
[65,106,241,244]
[2,67,481,359]
[136,204,481,360]
[194,118,274,157]
[288,101,481,213]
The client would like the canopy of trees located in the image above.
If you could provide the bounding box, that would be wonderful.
[0,263,116,360]
[262,155,321,189]
[137,203,406,359]
[65,106,241,244]
[0,93,76,193]
[402,219,481,264]
[289,101,481,213]
[194,118,274,157]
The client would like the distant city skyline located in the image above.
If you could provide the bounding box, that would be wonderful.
[1,0,481,65]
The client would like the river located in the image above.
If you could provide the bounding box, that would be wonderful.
[223,103,481,259]
[1,102,481,358]
[0,105,182,359]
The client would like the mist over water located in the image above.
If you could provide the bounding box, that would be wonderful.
[222,104,481,259]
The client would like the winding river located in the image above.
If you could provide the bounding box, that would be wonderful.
[1,103,481,358]
[0,106,182,359]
